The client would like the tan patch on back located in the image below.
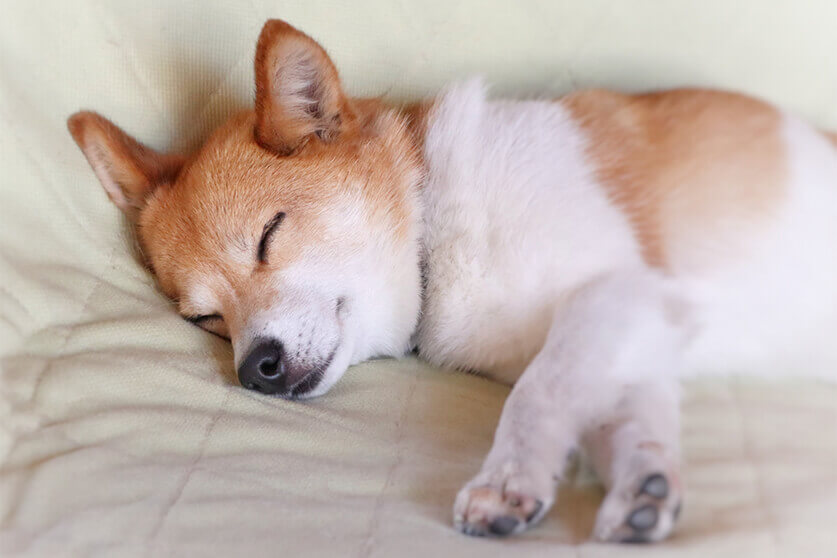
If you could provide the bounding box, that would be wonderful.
[563,89,787,270]
[823,130,837,150]
[400,100,435,157]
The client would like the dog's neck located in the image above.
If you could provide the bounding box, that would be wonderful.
[395,99,436,352]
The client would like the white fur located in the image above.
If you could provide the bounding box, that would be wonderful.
[417,80,642,383]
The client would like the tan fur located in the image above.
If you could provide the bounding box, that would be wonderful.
[563,89,787,270]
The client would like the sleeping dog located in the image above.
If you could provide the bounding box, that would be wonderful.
[67,19,837,543]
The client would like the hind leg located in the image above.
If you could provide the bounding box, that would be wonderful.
[584,379,683,543]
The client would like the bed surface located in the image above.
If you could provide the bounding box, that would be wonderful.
[1,2,836,556]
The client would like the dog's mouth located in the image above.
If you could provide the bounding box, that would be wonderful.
[286,296,352,400]
[288,370,324,399]
[286,346,336,400]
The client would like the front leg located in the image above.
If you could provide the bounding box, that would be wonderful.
[454,271,688,538]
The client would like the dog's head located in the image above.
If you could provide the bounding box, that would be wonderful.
[68,20,424,398]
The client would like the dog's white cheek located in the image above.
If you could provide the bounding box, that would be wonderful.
[231,279,342,372]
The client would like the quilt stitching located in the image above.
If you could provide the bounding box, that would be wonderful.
[145,389,230,552]
[199,54,247,118]
[357,367,419,557]
[0,241,121,468]
[0,104,104,268]
[94,4,174,140]
[729,378,781,556]
[0,283,33,324]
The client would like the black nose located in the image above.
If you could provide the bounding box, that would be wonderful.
[237,338,286,395]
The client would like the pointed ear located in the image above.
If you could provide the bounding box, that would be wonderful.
[253,19,355,156]
[67,111,184,221]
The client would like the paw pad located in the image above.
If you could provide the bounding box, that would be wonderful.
[626,504,658,531]
[638,473,668,499]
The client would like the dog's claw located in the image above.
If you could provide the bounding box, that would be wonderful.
[488,516,520,536]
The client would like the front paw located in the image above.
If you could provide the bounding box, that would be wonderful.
[453,460,555,537]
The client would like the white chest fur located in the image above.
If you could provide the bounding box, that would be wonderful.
[415,81,642,383]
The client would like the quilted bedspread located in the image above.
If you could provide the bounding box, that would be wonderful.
[1,1,836,557]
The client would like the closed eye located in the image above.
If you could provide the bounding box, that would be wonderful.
[257,211,286,264]
[186,313,222,323]
[186,314,230,341]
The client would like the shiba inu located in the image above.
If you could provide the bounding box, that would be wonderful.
[67,19,837,543]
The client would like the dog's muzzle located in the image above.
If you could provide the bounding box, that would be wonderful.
[237,337,325,398]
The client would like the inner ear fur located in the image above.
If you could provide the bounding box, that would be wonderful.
[253,19,355,155]
[67,111,184,221]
